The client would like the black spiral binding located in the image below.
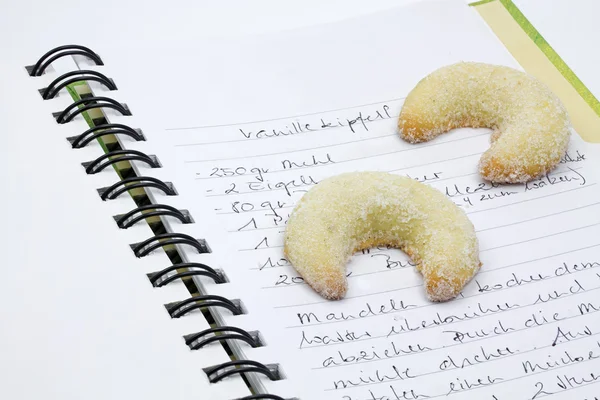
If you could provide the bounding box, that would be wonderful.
[149,262,224,287]
[115,204,192,229]
[42,70,117,99]
[131,233,210,258]
[98,176,176,200]
[69,123,143,149]
[185,326,260,350]
[205,361,280,383]
[55,96,131,123]
[28,45,103,76]
[83,149,160,174]
[29,44,286,400]
[166,295,242,318]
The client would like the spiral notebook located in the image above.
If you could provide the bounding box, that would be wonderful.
[6,0,600,399]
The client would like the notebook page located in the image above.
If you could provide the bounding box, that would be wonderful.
[0,63,250,399]
[91,1,600,398]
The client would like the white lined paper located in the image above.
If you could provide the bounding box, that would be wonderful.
[97,1,600,398]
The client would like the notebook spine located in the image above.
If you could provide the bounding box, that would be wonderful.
[28,45,288,400]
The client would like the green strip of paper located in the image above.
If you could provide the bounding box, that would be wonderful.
[472,0,600,117]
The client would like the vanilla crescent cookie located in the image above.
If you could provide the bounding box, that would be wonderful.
[398,62,571,183]
[283,172,481,302]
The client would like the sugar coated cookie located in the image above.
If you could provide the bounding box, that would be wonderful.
[283,172,480,302]
[398,62,571,183]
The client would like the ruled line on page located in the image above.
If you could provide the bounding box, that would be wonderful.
[165,97,406,131]
[238,211,600,254]
[188,131,487,164]
[283,283,600,329]
[227,200,600,233]
[479,221,600,253]
[189,132,397,166]
[305,312,599,353]
[178,120,397,148]
[466,183,596,215]
[271,242,600,309]
[310,322,600,368]
[475,200,600,232]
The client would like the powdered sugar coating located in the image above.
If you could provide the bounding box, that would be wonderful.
[398,62,571,183]
[283,172,480,302]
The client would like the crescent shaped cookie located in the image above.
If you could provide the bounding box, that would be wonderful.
[398,62,571,183]
[283,172,480,302]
